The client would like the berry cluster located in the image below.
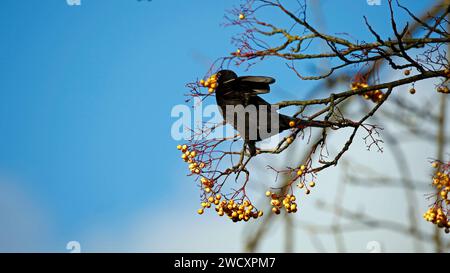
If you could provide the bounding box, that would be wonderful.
[431,161,450,205]
[444,68,450,78]
[178,144,264,222]
[351,82,385,103]
[177,144,206,174]
[423,207,449,233]
[214,199,263,222]
[198,195,263,222]
[200,177,214,193]
[423,161,450,233]
[295,165,314,195]
[199,74,218,94]
[437,86,450,94]
[266,191,298,214]
[297,181,314,195]
[197,193,222,215]
[434,176,450,205]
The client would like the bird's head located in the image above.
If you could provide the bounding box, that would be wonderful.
[216,70,238,85]
[199,70,237,95]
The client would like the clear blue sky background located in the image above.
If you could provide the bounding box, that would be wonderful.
[0,0,436,252]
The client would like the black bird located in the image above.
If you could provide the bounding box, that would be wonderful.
[214,69,326,156]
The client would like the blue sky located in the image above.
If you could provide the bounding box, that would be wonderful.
[0,0,441,252]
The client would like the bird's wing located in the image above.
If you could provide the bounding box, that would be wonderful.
[238,76,276,84]
[236,76,276,95]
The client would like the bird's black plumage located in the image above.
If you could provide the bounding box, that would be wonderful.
[214,70,296,156]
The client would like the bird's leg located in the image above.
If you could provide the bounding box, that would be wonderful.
[233,143,254,182]
[246,140,257,156]
[235,157,252,181]
[232,142,248,172]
